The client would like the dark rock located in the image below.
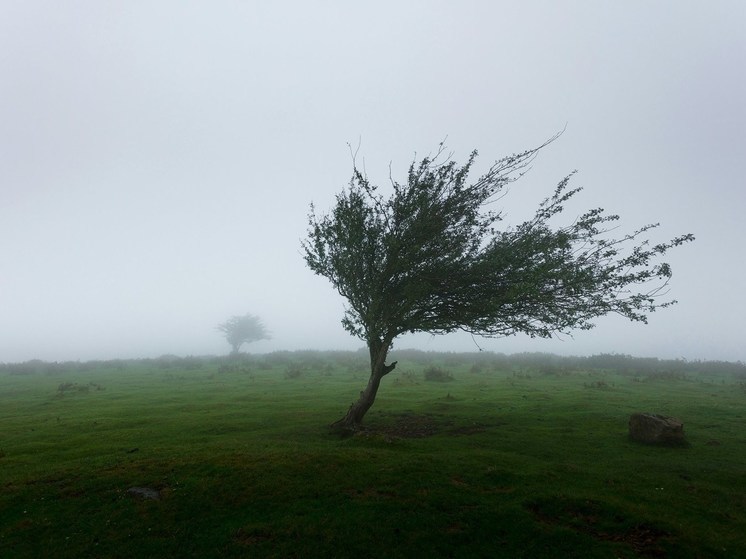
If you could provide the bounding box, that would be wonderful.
[628,413,686,445]
[126,487,160,500]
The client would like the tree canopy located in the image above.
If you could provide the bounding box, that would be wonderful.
[302,138,694,430]
[216,313,270,354]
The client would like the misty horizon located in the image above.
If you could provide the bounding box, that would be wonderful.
[2,2,744,364]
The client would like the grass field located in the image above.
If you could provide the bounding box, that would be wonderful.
[1,351,745,558]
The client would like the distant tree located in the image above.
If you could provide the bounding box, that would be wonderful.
[217,313,270,354]
[302,137,694,431]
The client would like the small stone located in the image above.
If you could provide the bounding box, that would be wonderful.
[628,413,687,445]
[126,487,160,500]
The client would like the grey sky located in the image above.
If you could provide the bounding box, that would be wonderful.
[1,1,744,362]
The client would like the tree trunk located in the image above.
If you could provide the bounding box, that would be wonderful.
[330,337,397,433]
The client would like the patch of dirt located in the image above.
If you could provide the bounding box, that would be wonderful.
[234,527,275,546]
[344,487,397,500]
[365,411,454,438]
[527,496,674,558]
[360,411,503,439]
[449,423,489,435]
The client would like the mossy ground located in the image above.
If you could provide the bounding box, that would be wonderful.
[1,352,744,558]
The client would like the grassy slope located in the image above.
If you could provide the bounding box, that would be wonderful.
[1,354,744,558]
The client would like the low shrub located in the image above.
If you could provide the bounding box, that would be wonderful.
[284,365,304,379]
[584,380,612,390]
[423,366,453,382]
[56,382,104,395]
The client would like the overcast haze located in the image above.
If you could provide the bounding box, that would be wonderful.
[1,1,744,363]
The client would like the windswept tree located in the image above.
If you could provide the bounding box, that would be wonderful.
[217,313,270,354]
[302,137,694,431]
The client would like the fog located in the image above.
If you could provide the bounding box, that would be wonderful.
[1,2,744,363]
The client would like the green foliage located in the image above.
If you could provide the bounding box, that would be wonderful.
[302,137,694,345]
[216,313,270,354]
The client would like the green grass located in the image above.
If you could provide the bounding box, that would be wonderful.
[1,352,745,558]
